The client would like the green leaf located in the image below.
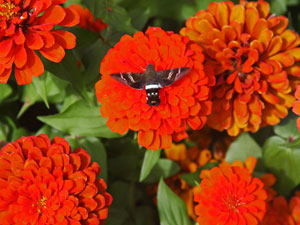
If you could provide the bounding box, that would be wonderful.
[273,113,300,139]
[32,74,49,109]
[83,0,108,19]
[143,159,180,183]
[105,5,137,34]
[196,0,224,10]
[157,179,192,225]
[139,149,161,182]
[225,133,262,163]
[0,83,12,104]
[81,39,110,85]
[270,0,287,15]
[42,50,88,100]
[263,136,300,196]
[38,100,121,138]
[79,137,107,181]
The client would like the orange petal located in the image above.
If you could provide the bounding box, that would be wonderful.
[245,7,259,34]
[138,130,154,148]
[230,5,245,25]
[270,52,295,67]
[265,36,282,57]
[215,2,229,27]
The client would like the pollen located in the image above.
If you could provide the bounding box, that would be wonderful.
[36,196,47,214]
[0,2,18,21]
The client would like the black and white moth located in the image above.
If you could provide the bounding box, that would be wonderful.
[110,64,190,106]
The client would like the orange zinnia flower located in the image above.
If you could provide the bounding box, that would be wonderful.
[0,0,79,85]
[69,4,107,33]
[194,164,267,225]
[293,85,300,132]
[0,134,112,225]
[95,27,215,150]
[181,0,300,135]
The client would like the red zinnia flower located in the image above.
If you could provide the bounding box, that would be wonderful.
[181,0,300,136]
[260,196,295,225]
[69,4,107,33]
[0,134,112,225]
[95,27,215,150]
[194,164,267,225]
[0,0,79,85]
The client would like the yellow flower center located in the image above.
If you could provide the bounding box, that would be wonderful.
[0,2,17,21]
[34,196,48,213]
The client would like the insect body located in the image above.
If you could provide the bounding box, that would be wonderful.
[110,64,190,106]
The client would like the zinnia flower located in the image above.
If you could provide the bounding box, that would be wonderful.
[69,4,107,33]
[293,85,300,131]
[95,27,215,150]
[180,0,300,136]
[260,196,295,225]
[0,134,112,225]
[0,0,79,85]
[194,163,267,225]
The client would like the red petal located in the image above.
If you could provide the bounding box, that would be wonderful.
[59,7,79,27]
[52,30,76,49]
[26,49,44,77]
[15,67,33,85]
[25,32,44,50]
[14,45,27,68]
[37,5,66,25]
[0,39,13,58]
[39,43,65,63]
[0,67,12,83]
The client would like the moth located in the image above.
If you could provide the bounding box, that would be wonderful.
[110,64,190,106]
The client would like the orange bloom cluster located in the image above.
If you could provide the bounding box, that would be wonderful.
[0,134,112,225]
[181,0,300,136]
[95,27,215,150]
[0,0,79,85]
[194,157,267,225]
[293,85,300,132]
[69,4,107,33]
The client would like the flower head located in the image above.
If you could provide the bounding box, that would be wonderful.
[95,27,215,150]
[0,134,112,225]
[260,196,295,225]
[0,0,79,85]
[181,0,300,135]
[194,163,267,225]
[69,4,107,33]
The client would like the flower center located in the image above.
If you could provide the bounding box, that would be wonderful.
[225,195,243,212]
[35,196,48,213]
[0,2,18,21]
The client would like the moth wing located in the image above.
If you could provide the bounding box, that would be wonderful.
[110,72,145,90]
[157,67,190,86]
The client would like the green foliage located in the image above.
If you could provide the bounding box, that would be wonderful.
[225,132,262,163]
[143,159,180,183]
[157,179,192,225]
[263,135,300,196]
[38,99,121,138]
[139,149,161,182]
